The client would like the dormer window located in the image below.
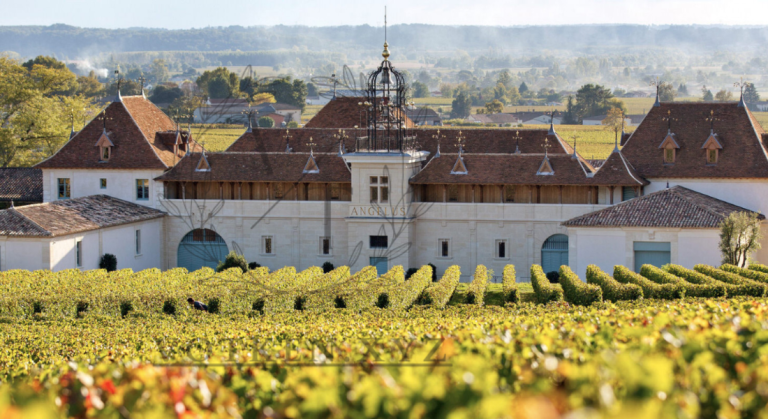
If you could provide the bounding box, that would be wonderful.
[95,130,114,162]
[658,131,679,165]
[702,131,722,166]
[101,146,111,161]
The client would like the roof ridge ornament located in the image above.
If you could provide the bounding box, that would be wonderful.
[572,135,580,159]
[115,70,123,102]
[69,112,76,139]
[650,77,661,107]
[450,130,467,174]
[382,6,390,61]
[242,104,255,133]
[432,129,444,157]
[512,130,522,154]
[303,137,320,173]
[138,76,146,98]
[548,108,556,135]
[284,129,293,152]
[333,129,348,156]
[735,77,748,108]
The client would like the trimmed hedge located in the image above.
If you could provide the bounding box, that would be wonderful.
[613,266,683,299]
[586,265,643,301]
[694,265,766,297]
[664,264,744,297]
[531,265,563,304]
[422,265,461,308]
[388,265,432,310]
[723,264,768,284]
[466,265,489,306]
[559,266,602,306]
[641,265,726,298]
[749,263,768,275]
[502,265,518,303]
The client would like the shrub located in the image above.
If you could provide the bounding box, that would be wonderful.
[466,265,489,306]
[216,251,248,273]
[664,264,745,297]
[641,265,725,298]
[613,266,683,299]
[749,263,768,275]
[694,265,766,297]
[99,254,117,272]
[207,297,221,314]
[546,271,560,284]
[502,265,518,303]
[162,300,177,315]
[405,268,419,279]
[389,265,432,310]
[586,265,642,301]
[120,300,133,317]
[76,301,89,317]
[428,263,438,282]
[375,293,390,308]
[723,264,768,284]
[248,262,261,270]
[531,265,563,304]
[322,262,335,273]
[559,266,602,306]
[252,299,265,314]
[421,265,461,308]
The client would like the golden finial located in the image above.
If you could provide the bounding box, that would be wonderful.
[382,6,390,60]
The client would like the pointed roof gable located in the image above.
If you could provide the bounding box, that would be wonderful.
[451,156,468,174]
[590,150,647,186]
[303,154,320,173]
[622,102,768,178]
[562,186,764,228]
[537,157,554,175]
[658,131,679,149]
[702,131,723,149]
[305,96,415,129]
[196,153,211,172]
[37,96,197,170]
[94,130,114,148]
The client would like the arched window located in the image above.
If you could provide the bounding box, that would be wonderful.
[541,234,568,275]
[177,229,228,272]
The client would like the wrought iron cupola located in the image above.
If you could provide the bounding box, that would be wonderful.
[355,11,415,153]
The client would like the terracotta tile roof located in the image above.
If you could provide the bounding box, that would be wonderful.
[36,96,197,170]
[0,168,42,202]
[155,152,351,183]
[227,128,344,153]
[590,150,648,186]
[562,186,764,228]
[621,102,768,178]
[304,97,415,128]
[410,153,593,185]
[0,195,165,237]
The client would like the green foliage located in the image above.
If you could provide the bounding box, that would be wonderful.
[571,83,625,122]
[744,82,760,104]
[658,82,677,102]
[287,121,299,128]
[640,264,725,298]
[613,265,683,299]
[216,251,248,273]
[119,300,133,317]
[722,263,768,284]
[162,299,176,315]
[693,265,766,297]
[502,265,518,303]
[207,297,221,314]
[257,116,275,128]
[719,212,763,268]
[664,264,749,297]
[99,254,117,272]
[450,91,471,119]
[586,265,643,301]
[258,77,307,111]
[466,266,489,306]
[412,81,430,98]
[422,265,461,308]
[531,265,564,304]
[150,85,183,104]
[484,99,504,114]
[559,266,602,306]
[197,67,239,99]
[388,265,432,310]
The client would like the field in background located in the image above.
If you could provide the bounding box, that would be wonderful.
[190,124,244,152]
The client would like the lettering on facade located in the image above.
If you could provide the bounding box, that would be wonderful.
[350,206,407,217]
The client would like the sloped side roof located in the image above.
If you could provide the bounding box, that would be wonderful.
[621,102,768,178]
[304,97,415,128]
[562,186,764,228]
[155,152,351,183]
[0,195,165,237]
[226,128,344,153]
[590,151,648,186]
[36,96,193,170]
[0,168,43,202]
[410,153,592,185]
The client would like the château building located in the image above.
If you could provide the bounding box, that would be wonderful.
[0,43,766,281]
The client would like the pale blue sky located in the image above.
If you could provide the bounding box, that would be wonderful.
[2,0,767,28]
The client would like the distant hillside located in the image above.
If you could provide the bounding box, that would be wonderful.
[2,24,768,60]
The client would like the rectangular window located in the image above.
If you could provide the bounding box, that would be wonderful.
[263,236,273,255]
[439,239,450,258]
[622,186,636,202]
[496,240,507,258]
[448,185,459,202]
[664,148,674,164]
[370,235,388,249]
[369,176,388,203]
[135,230,141,255]
[369,176,378,185]
[370,186,378,202]
[707,149,718,164]
[136,179,149,200]
[101,146,110,161]
[100,178,107,189]
[320,237,331,255]
[380,186,389,202]
[57,178,71,199]
[75,240,82,267]
[504,185,515,202]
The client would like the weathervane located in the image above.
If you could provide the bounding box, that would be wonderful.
[432,129,445,156]
[306,137,317,156]
[455,130,465,156]
[100,108,113,131]
[649,76,662,107]
[241,104,256,132]
[284,129,293,152]
[115,70,123,99]
[512,130,523,154]
[542,137,552,157]
[137,76,146,96]
[734,77,749,107]
[662,109,677,132]
[705,109,720,132]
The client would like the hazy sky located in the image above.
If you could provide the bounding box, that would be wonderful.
[3,0,768,28]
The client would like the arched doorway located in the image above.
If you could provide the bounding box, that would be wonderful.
[177,229,228,272]
[541,234,568,275]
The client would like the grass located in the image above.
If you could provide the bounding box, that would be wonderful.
[190,124,245,152]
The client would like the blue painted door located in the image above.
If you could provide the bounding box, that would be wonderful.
[634,242,671,272]
[370,257,388,276]
[541,234,568,275]
[178,229,229,272]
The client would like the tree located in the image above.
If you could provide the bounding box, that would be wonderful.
[412,81,430,98]
[702,87,714,101]
[484,99,504,114]
[307,82,318,97]
[99,254,117,272]
[602,107,625,141]
[719,211,763,268]
[658,82,676,102]
[743,82,760,104]
[106,79,142,96]
[450,92,471,119]
[572,84,616,122]
[76,71,104,97]
[216,251,248,273]
[258,116,275,128]
[497,69,512,89]
[287,121,299,128]
[251,93,276,106]
[439,83,454,98]
[150,59,169,84]
[519,82,529,94]
[196,67,239,98]
[715,89,733,102]
[677,83,689,96]
[168,96,202,123]
[239,76,258,99]
[258,77,307,111]
[562,95,578,125]
[150,85,183,104]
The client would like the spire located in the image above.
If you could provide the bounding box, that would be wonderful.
[614,128,619,153]
[285,129,293,153]
[548,109,556,135]
[736,77,747,108]
[738,88,746,108]
[69,113,76,139]
[435,141,441,158]
[652,77,661,107]
[382,6,390,61]
[138,76,146,98]
[572,137,579,160]
[115,70,123,102]
[512,130,522,154]
[620,114,625,147]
